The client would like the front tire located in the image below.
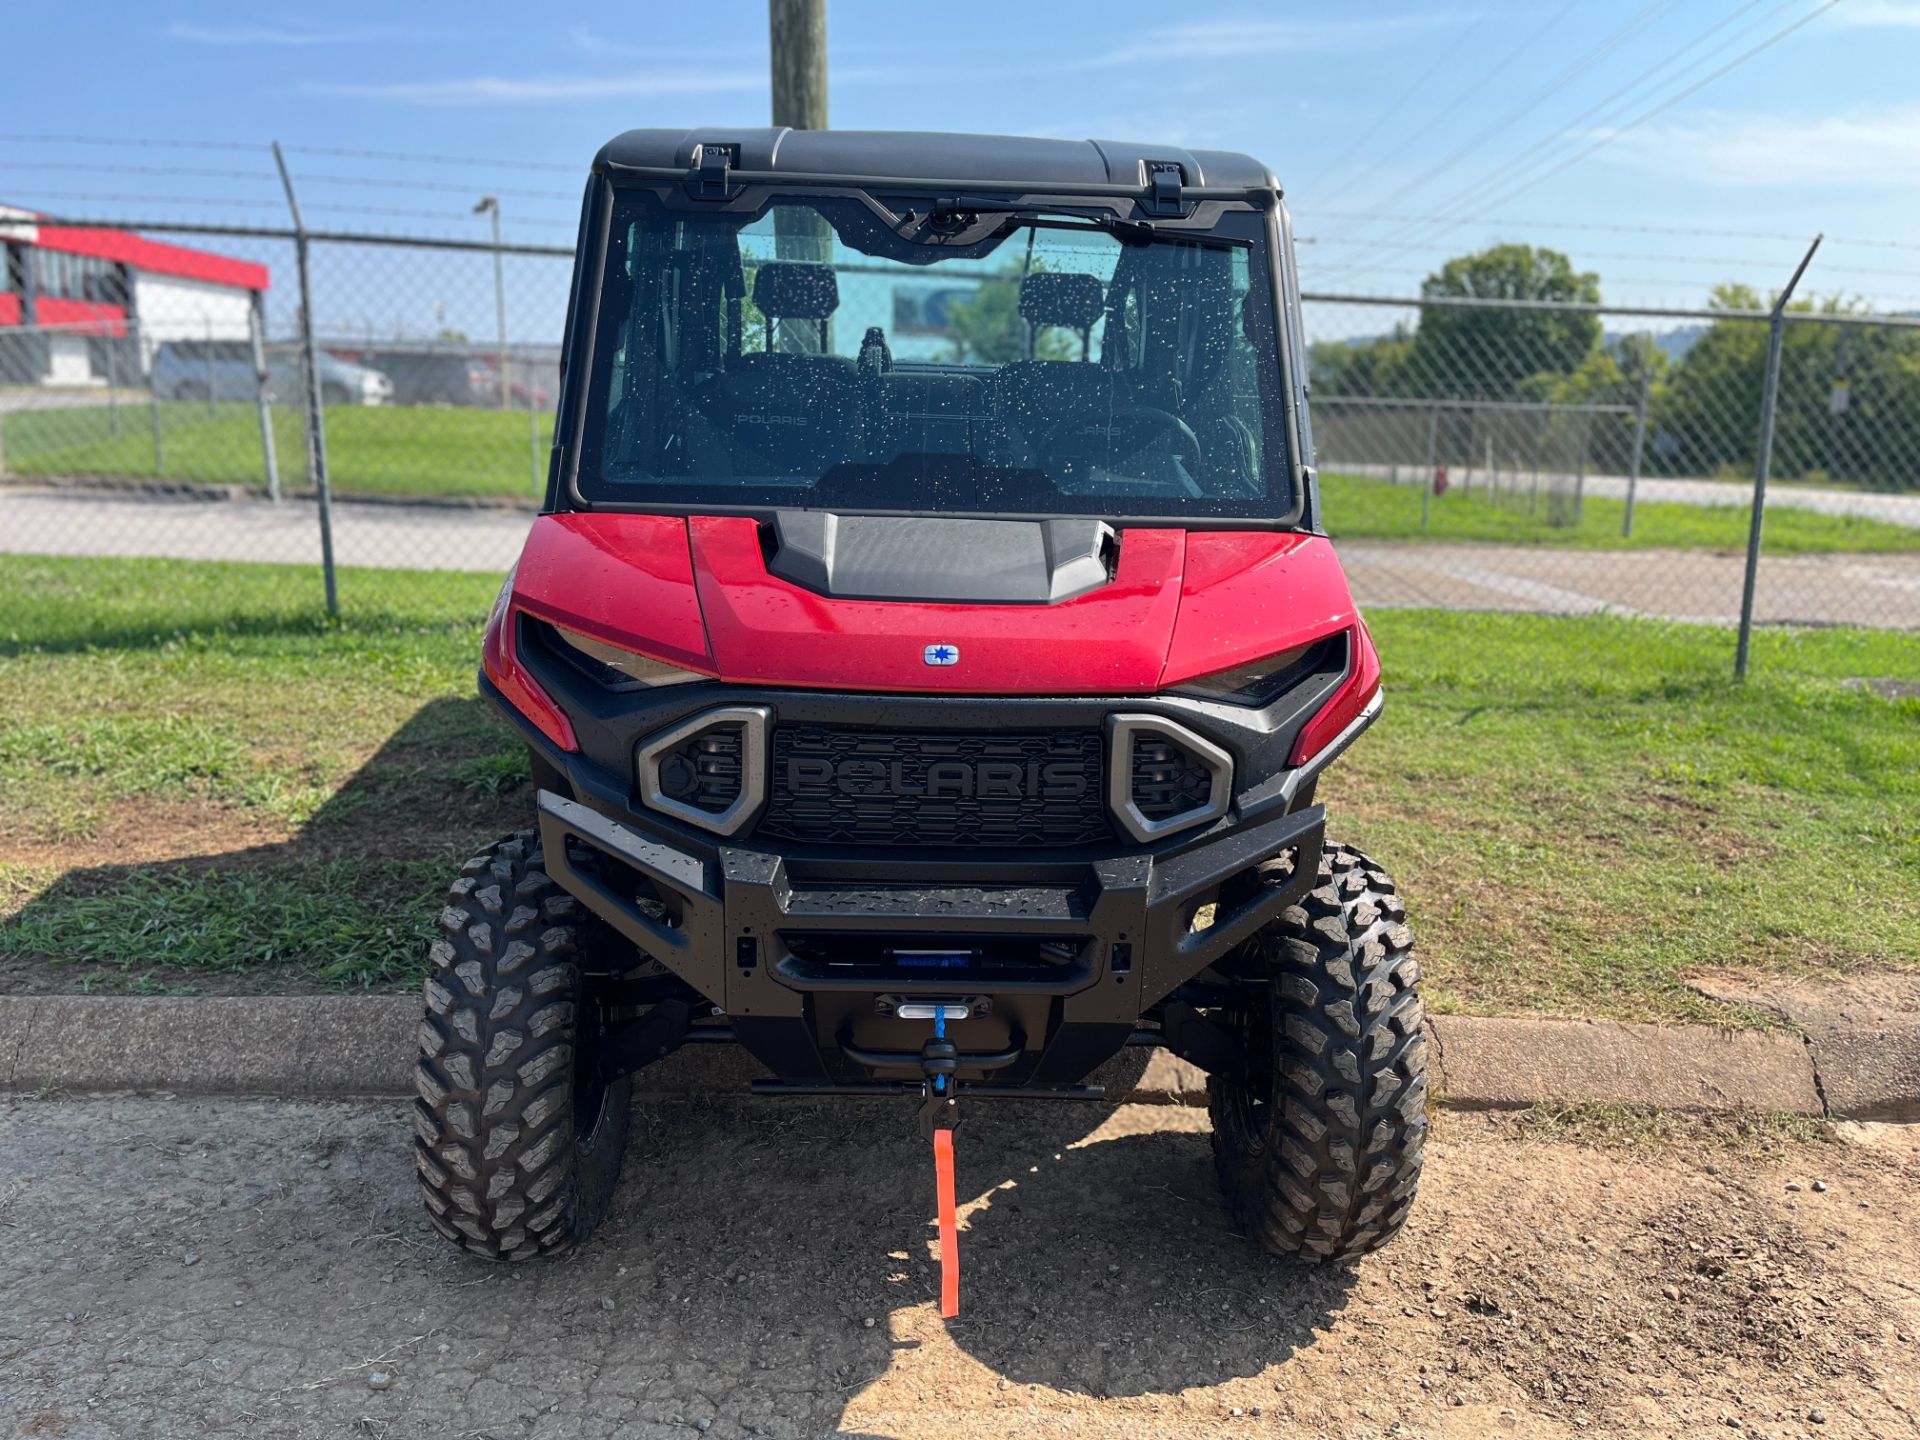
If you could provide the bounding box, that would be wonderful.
[414,829,632,1260]
[1209,842,1428,1261]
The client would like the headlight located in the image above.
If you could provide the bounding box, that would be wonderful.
[545,623,708,688]
[1169,641,1324,706]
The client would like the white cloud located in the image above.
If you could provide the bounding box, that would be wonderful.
[1606,104,1920,188]
[314,68,765,106]
[165,22,381,46]
[1830,0,1920,25]
[1073,14,1459,69]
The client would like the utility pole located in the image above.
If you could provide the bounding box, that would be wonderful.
[769,0,828,131]
[474,195,508,409]
[769,0,831,330]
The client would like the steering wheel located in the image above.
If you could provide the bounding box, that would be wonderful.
[1034,404,1204,477]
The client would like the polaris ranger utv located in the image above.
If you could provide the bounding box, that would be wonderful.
[416,129,1427,1289]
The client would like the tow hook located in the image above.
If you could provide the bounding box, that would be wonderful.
[915,1005,963,1319]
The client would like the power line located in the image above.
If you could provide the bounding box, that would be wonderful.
[0,132,263,152]
[0,189,285,210]
[1307,210,1920,257]
[1293,4,1499,194]
[304,203,575,229]
[1320,0,1589,214]
[1459,1,1841,220]
[1312,1,1840,286]
[0,159,273,181]
[291,172,578,201]
[1407,0,1798,236]
[1301,236,1920,282]
[0,134,581,178]
[1309,1,1795,282]
[285,143,579,174]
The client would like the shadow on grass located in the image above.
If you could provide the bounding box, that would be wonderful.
[1,696,524,992]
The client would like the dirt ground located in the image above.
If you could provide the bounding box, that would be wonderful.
[1,1098,1916,1440]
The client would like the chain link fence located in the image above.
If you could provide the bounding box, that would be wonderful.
[1303,288,1920,643]
[2,217,1916,662]
[0,219,569,595]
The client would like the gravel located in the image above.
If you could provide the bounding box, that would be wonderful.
[0,1098,1915,1439]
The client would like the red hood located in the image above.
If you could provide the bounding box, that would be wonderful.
[505,513,1359,695]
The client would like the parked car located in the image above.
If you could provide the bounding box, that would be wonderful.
[506,375,551,409]
[348,348,497,406]
[150,341,392,406]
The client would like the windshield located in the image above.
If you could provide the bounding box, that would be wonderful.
[575,189,1295,522]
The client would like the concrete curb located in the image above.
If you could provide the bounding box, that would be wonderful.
[0,995,1864,1117]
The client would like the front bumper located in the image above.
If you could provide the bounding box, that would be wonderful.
[536,784,1325,1089]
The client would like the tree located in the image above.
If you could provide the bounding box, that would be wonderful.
[1309,324,1414,398]
[1405,244,1601,399]
[1659,285,1920,489]
[944,260,1078,365]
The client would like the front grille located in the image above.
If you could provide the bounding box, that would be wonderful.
[657,724,745,815]
[759,726,1112,848]
[1129,730,1217,822]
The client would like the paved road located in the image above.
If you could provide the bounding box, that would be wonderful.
[2,486,1917,628]
[0,388,152,416]
[1337,541,1920,628]
[2,1097,1916,1439]
[1332,463,1920,529]
[0,485,531,573]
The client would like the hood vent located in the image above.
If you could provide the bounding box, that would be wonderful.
[765,511,1116,605]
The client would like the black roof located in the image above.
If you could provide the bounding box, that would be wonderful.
[593,128,1280,197]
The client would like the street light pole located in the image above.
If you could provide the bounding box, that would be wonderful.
[474,195,508,410]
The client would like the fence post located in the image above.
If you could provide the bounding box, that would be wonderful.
[203,318,217,418]
[145,318,165,477]
[273,141,340,618]
[527,358,543,495]
[104,329,121,438]
[1573,413,1591,527]
[1622,360,1652,538]
[248,288,281,503]
[1529,412,1542,515]
[1421,405,1438,531]
[1736,235,1822,680]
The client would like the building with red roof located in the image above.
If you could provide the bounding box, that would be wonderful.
[1,206,271,386]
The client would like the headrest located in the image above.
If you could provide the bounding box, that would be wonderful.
[1018,272,1104,330]
[753,262,839,320]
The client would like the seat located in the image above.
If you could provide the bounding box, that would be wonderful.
[991,272,1123,464]
[687,262,864,477]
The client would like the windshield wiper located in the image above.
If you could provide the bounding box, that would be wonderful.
[894,202,1236,248]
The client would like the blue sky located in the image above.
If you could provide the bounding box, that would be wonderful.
[6,0,1920,330]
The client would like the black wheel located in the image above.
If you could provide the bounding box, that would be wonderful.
[1208,841,1428,1261]
[414,828,632,1260]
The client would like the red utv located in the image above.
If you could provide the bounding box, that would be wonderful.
[416,129,1427,1285]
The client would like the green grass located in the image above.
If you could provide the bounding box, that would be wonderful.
[0,553,1916,1013]
[0,402,552,500]
[0,555,515,989]
[9,406,1916,550]
[0,859,451,990]
[1322,471,1920,554]
[1328,610,1920,1022]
